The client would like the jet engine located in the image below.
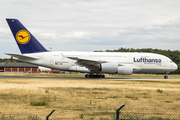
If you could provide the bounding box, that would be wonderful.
[117,65,133,75]
[100,62,118,73]
[100,63,133,75]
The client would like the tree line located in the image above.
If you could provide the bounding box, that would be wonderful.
[0,58,20,63]
[95,48,180,74]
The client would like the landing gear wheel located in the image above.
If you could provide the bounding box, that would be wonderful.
[85,74,105,78]
[85,74,89,78]
[101,75,105,78]
[164,75,168,79]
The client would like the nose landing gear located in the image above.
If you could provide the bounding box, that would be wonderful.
[164,73,168,79]
[164,75,168,79]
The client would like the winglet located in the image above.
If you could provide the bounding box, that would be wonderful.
[6,19,48,54]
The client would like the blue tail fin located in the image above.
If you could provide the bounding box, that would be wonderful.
[6,19,48,54]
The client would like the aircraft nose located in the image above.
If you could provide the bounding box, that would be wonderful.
[173,62,178,70]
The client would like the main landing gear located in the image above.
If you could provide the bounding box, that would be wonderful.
[85,74,105,78]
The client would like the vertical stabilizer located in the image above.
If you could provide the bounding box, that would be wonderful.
[6,19,48,54]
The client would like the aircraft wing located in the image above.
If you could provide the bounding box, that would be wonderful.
[66,56,107,72]
[67,56,106,64]
[5,53,39,60]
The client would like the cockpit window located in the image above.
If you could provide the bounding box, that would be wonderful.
[170,61,173,63]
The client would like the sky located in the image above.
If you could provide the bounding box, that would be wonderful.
[0,0,180,58]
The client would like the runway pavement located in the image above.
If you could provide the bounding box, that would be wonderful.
[0,75,180,81]
[0,76,83,79]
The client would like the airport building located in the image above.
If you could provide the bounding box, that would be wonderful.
[0,62,38,73]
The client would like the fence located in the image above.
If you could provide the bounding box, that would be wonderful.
[1,104,180,120]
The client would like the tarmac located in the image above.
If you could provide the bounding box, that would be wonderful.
[0,75,179,81]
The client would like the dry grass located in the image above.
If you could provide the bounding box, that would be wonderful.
[0,73,180,119]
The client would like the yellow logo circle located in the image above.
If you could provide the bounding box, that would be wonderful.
[16,30,30,44]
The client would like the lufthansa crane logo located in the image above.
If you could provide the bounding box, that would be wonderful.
[16,30,30,44]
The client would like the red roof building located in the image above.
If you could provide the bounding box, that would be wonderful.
[0,63,38,73]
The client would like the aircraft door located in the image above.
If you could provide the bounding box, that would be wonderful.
[50,59,54,65]
[82,53,87,58]
[163,60,166,67]
[128,55,132,60]
[72,61,76,66]
[139,60,143,67]
[133,56,144,67]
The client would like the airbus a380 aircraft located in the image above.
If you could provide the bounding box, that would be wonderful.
[6,19,177,79]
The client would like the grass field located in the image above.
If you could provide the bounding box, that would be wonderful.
[0,73,180,119]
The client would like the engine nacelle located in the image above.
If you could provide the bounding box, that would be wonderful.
[100,62,118,73]
[118,66,133,75]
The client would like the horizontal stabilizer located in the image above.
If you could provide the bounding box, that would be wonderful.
[5,53,39,60]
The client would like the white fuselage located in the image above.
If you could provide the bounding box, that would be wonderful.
[20,51,177,74]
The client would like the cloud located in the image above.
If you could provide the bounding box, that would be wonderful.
[61,31,90,39]
[0,0,180,58]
